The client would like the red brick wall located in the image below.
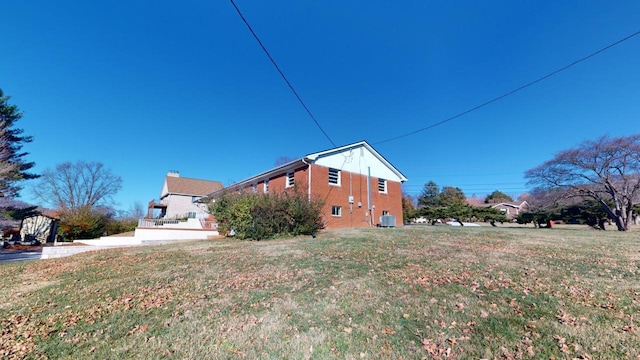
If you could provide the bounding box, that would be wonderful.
[309,164,403,229]
[234,164,403,230]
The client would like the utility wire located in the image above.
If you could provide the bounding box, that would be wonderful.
[230,0,337,147]
[375,29,640,145]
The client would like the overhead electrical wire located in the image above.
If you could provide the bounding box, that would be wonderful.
[230,0,337,147]
[374,29,640,145]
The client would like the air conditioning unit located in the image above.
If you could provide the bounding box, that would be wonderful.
[379,215,396,228]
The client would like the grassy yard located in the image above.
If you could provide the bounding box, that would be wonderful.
[1,225,639,359]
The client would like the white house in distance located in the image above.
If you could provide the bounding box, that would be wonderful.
[147,171,223,219]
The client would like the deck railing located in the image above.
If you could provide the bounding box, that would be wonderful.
[138,218,182,228]
[138,218,218,230]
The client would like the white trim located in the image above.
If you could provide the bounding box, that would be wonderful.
[331,205,342,217]
[286,171,295,188]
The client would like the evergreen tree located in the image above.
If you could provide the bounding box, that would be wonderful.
[0,89,38,197]
[0,89,38,230]
[484,190,513,204]
[417,181,440,208]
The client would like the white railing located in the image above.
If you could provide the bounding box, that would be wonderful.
[138,218,218,230]
[138,218,183,228]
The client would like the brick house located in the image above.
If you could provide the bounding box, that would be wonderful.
[205,141,407,230]
[147,171,223,219]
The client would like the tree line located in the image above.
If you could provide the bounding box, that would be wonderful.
[405,133,640,232]
[403,182,511,226]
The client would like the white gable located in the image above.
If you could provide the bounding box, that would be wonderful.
[308,142,406,183]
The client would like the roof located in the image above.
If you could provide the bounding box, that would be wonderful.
[488,201,529,209]
[306,140,408,182]
[163,176,223,197]
[205,140,407,198]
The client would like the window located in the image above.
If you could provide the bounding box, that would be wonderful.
[252,183,257,193]
[328,168,340,186]
[382,210,389,216]
[378,178,387,193]
[263,179,269,193]
[286,171,295,188]
[331,206,342,217]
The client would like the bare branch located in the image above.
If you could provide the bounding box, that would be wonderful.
[31,161,122,210]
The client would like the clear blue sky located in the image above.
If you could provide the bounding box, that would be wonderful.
[2,1,639,211]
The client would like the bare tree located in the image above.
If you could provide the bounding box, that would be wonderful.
[525,134,640,231]
[32,161,123,210]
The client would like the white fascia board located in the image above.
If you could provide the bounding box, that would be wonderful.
[307,141,407,182]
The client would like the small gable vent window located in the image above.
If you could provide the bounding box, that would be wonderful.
[286,171,295,188]
[378,178,387,193]
[328,168,340,186]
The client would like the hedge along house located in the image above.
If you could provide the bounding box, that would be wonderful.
[204,141,408,230]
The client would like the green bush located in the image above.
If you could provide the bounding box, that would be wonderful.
[210,189,324,240]
[104,217,138,235]
[57,206,113,240]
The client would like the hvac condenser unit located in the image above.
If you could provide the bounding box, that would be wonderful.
[379,215,396,228]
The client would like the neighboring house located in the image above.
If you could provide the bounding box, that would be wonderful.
[487,201,529,220]
[205,141,407,230]
[20,211,59,243]
[147,171,223,219]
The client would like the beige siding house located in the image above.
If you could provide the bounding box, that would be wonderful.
[147,171,223,219]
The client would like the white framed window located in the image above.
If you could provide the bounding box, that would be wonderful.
[328,168,340,186]
[378,178,387,193]
[263,179,269,193]
[252,183,257,193]
[286,171,295,188]
[382,210,389,216]
[331,205,342,217]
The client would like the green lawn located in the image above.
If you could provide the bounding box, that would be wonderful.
[1,225,639,359]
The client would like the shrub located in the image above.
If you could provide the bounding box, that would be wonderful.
[57,206,114,240]
[210,188,324,240]
[104,217,138,235]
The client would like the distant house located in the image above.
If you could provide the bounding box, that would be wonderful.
[20,211,59,243]
[205,141,407,230]
[147,171,223,220]
[487,201,529,220]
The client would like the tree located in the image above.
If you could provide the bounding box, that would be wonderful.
[484,190,513,204]
[417,181,439,208]
[32,161,123,210]
[438,186,466,207]
[0,89,38,230]
[0,89,38,197]
[525,134,640,231]
[402,193,415,223]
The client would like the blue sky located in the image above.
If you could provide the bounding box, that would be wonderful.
[2,1,639,211]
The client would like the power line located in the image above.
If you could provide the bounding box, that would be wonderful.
[375,29,640,145]
[230,0,337,147]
